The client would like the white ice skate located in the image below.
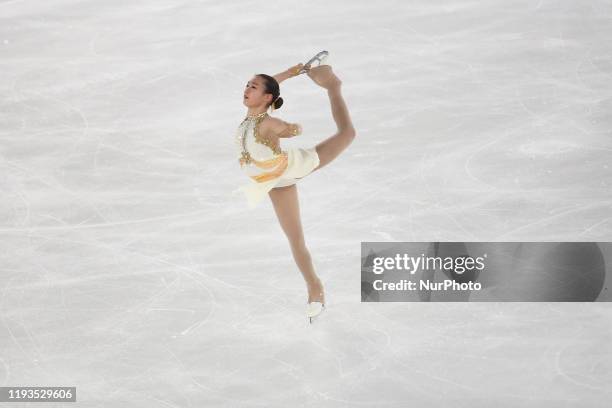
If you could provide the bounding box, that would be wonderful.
[298,50,330,74]
[306,290,326,324]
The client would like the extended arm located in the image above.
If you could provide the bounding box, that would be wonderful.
[273,63,305,84]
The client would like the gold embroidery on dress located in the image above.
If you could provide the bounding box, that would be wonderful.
[253,113,280,154]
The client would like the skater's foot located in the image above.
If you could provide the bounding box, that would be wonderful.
[306,278,326,323]
[307,65,342,90]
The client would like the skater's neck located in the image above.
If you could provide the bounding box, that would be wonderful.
[246,108,268,118]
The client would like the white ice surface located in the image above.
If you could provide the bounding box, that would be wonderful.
[1,0,611,406]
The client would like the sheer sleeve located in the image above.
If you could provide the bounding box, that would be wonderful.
[276,121,302,138]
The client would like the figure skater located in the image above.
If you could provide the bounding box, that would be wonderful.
[234,52,356,322]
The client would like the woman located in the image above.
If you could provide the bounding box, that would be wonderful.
[234,59,356,322]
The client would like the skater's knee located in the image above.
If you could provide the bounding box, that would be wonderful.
[343,127,356,140]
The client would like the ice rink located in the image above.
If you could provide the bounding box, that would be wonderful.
[1,0,611,406]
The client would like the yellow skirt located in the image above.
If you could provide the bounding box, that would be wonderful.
[233,147,320,209]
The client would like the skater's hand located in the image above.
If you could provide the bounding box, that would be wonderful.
[307,65,342,90]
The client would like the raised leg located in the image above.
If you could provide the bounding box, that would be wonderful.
[303,66,356,172]
[312,86,356,172]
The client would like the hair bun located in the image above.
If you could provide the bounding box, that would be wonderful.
[274,96,284,110]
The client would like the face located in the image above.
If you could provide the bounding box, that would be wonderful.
[243,76,272,108]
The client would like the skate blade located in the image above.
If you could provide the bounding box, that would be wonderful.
[300,50,330,74]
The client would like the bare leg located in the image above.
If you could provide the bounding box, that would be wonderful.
[312,86,356,172]
[268,184,324,303]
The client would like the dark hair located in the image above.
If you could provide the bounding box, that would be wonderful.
[256,73,284,110]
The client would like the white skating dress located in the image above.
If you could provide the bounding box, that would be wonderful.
[232,111,320,209]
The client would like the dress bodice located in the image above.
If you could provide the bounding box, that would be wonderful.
[234,112,288,183]
[235,112,283,167]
